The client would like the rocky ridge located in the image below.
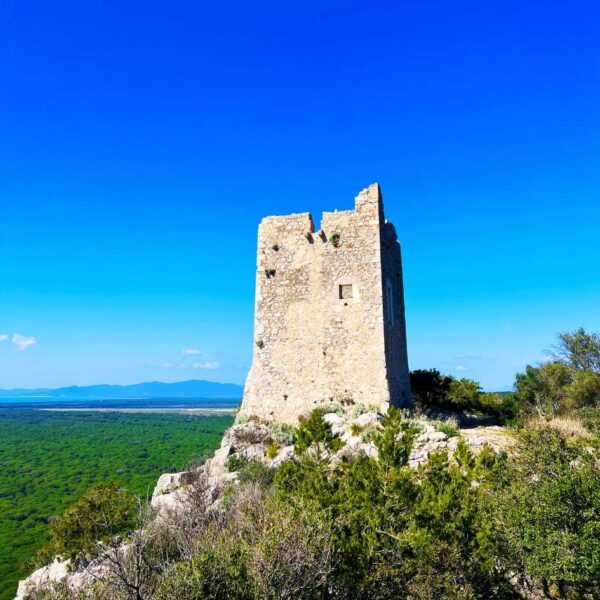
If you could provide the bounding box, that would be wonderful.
[15,411,514,599]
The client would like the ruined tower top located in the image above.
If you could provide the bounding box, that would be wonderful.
[240,183,411,423]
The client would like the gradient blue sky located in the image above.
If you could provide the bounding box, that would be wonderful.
[1,0,599,391]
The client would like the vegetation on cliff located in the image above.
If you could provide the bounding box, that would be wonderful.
[21,329,600,598]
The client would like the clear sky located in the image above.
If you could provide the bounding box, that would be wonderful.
[1,0,599,391]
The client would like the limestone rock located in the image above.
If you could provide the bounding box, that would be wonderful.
[240,443,266,462]
[270,445,295,467]
[323,412,345,436]
[152,471,189,497]
[15,559,70,600]
[225,422,272,450]
[352,412,380,429]
[429,431,448,442]
[206,444,233,479]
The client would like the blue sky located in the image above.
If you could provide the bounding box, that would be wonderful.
[1,0,599,391]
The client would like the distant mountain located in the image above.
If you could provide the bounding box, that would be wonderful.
[0,380,244,399]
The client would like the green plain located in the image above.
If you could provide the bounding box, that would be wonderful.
[0,409,232,600]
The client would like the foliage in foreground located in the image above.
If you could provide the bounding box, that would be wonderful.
[24,329,600,599]
[32,406,600,600]
[496,427,600,597]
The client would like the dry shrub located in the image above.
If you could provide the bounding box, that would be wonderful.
[527,415,590,438]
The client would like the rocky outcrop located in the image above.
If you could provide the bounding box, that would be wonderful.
[15,413,514,599]
[15,560,69,600]
[14,555,110,600]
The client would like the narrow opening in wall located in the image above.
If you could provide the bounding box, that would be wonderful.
[386,281,394,326]
[339,284,353,300]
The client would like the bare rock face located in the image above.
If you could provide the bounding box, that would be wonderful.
[14,554,109,600]
[150,420,274,518]
[323,412,346,436]
[352,412,380,429]
[269,445,295,467]
[224,421,272,451]
[15,559,70,600]
[153,472,180,496]
[206,444,233,479]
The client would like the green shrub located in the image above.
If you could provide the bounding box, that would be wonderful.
[227,456,274,487]
[156,493,333,600]
[349,422,363,436]
[352,403,367,418]
[234,414,250,426]
[294,409,342,457]
[436,421,458,437]
[360,426,378,442]
[227,455,247,472]
[268,422,295,446]
[275,406,507,597]
[157,537,253,600]
[495,427,600,596]
[265,443,279,460]
[410,369,452,407]
[323,404,343,417]
[49,484,136,560]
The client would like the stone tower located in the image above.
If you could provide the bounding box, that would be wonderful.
[240,183,411,423]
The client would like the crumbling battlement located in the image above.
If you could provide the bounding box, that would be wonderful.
[240,183,412,423]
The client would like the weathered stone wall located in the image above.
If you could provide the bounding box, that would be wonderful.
[240,183,411,423]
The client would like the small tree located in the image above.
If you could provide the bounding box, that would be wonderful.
[496,427,600,596]
[409,369,453,407]
[50,484,136,560]
[373,407,417,469]
[553,327,600,374]
[565,370,600,411]
[294,409,342,458]
[446,378,482,412]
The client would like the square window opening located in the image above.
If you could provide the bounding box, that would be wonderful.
[339,284,353,300]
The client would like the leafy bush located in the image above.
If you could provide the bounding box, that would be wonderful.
[410,369,520,424]
[352,403,367,418]
[265,443,279,460]
[274,407,508,597]
[156,489,334,600]
[349,422,363,436]
[49,484,136,560]
[553,327,600,374]
[233,413,250,426]
[515,362,600,419]
[294,409,342,457]
[495,427,600,596]
[436,421,458,437]
[268,422,296,446]
[410,369,452,407]
[322,404,344,417]
[227,456,274,487]
[514,329,600,421]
